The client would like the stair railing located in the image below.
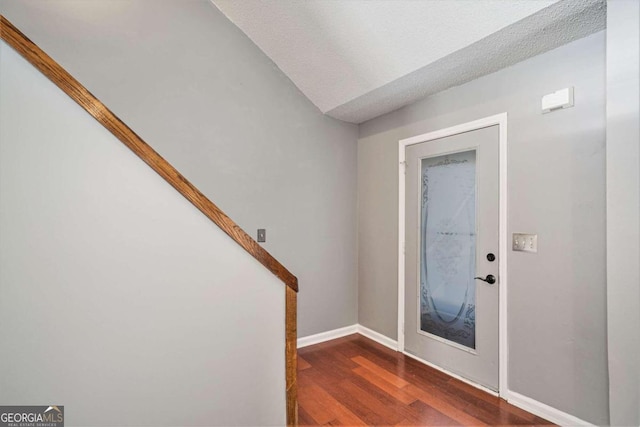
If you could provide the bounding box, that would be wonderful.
[0,15,298,426]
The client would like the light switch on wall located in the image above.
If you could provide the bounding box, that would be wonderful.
[257,229,266,243]
[513,233,537,253]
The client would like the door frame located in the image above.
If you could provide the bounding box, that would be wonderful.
[397,113,508,396]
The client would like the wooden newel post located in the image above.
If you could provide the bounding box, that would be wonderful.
[286,284,298,426]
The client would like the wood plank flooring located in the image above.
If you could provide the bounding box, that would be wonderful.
[297,334,553,426]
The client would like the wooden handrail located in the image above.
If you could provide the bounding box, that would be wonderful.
[0,16,298,293]
[0,15,298,426]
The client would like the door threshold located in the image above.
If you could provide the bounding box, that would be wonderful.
[402,350,500,397]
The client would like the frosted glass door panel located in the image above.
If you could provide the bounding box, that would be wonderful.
[420,150,476,349]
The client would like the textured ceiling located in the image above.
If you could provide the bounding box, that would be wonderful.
[212,0,606,123]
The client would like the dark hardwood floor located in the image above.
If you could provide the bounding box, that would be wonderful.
[297,334,553,426]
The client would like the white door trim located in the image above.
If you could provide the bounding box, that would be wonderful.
[397,113,508,395]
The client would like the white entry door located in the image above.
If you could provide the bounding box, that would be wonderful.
[404,125,500,391]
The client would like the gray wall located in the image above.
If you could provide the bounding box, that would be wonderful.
[606,1,640,425]
[0,0,358,338]
[0,40,285,426]
[358,32,608,424]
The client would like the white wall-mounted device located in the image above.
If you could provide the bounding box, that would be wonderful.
[541,87,574,114]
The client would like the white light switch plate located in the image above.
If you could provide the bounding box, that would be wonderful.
[512,233,537,253]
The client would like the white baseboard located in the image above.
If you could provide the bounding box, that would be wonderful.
[297,324,358,348]
[356,325,399,351]
[297,324,398,350]
[505,390,594,427]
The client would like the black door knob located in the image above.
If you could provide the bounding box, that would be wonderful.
[487,253,496,262]
[474,274,496,284]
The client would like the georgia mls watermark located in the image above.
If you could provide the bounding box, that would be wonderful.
[0,406,64,427]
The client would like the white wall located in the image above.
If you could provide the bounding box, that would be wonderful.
[0,0,359,338]
[606,1,640,425]
[0,40,285,426]
[358,32,608,424]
